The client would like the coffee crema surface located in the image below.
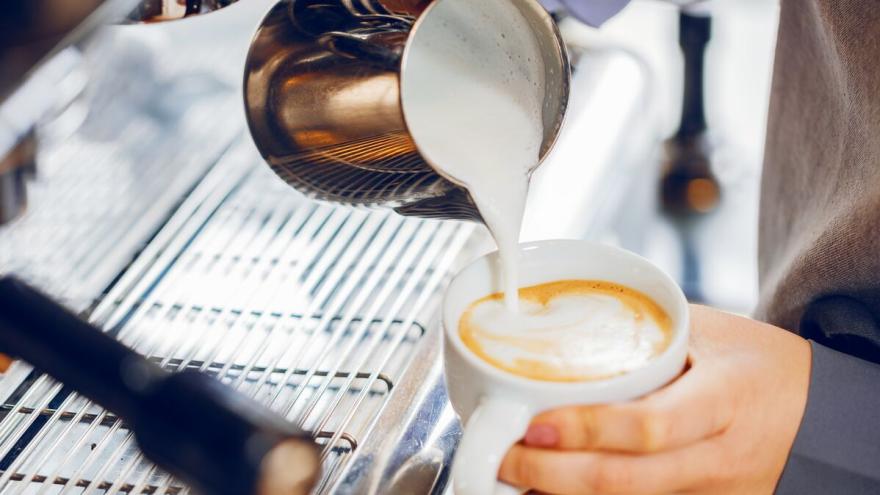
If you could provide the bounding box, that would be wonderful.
[459,280,672,382]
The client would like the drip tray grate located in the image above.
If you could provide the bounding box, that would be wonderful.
[0,144,475,494]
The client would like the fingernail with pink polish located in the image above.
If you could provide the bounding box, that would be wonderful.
[524,424,559,447]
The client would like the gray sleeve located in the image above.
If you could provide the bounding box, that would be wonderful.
[539,0,631,26]
[776,341,880,494]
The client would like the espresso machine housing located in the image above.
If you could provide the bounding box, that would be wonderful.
[0,0,118,223]
[0,1,657,493]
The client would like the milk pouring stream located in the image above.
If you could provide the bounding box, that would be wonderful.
[402,0,548,312]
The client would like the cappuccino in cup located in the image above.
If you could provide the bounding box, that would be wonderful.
[443,240,690,495]
[459,280,672,382]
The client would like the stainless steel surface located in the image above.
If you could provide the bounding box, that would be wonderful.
[0,45,91,227]
[243,0,570,222]
[0,28,240,311]
[0,0,135,225]
[0,133,36,224]
[328,321,461,495]
[0,0,241,226]
[0,139,476,493]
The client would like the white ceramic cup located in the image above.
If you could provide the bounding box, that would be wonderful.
[443,240,690,495]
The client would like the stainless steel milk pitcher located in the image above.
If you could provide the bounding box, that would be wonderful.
[243,0,570,221]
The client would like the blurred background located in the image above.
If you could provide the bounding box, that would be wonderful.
[524,0,780,315]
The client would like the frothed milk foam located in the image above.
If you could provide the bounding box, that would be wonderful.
[403,2,670,381]
[460,280,673,381]
[402,0,547,311]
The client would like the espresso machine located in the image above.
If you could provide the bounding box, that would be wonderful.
[0,0,657,493]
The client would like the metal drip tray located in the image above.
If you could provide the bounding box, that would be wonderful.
[0,144,476,494]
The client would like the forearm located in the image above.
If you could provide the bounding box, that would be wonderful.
[776,342,880,494]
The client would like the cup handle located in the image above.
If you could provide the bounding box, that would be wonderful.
[452,397,533,495]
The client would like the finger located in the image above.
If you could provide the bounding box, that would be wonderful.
[523,362,735,453]
[499,438,724,495]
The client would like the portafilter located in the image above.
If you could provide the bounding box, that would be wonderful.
[243,0,570,222]
[0,277,321,495]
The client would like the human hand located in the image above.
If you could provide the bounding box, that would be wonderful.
[498,304,812,494]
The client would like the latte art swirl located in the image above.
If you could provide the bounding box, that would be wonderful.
[459,280,672,382]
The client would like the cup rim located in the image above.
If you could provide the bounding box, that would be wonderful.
[442,239,690,393]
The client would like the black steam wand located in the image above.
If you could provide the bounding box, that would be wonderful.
[0,276,320,495]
